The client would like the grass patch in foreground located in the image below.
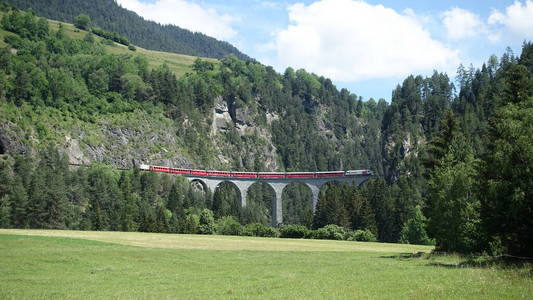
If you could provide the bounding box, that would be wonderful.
[0,232,532,299]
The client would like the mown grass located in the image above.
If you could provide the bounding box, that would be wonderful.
[1,230,532,299]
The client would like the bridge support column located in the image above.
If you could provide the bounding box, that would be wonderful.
[232,181,255,207]
[268,182,287,226]
[306,182,323,213]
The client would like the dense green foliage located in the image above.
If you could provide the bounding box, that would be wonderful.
[90,25,130,46]
[73,13,89,30]
[2,0,249,60]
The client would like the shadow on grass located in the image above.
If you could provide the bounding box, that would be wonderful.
[381,252,533,273]
[380,251,426,260]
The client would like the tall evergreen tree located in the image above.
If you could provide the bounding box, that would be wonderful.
[426,135,481,253]
[10,175,29,228]
[481,96,533,256]
[119,172,139,231]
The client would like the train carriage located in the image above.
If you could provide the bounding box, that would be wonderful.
[230,172,258,178]
[315,171,345,178]
[190,169,207,176]
[206,170,231,177]
[168,167,191,175]
[286,172,315,178]
[149,165,170,173]
[257,172,286,179]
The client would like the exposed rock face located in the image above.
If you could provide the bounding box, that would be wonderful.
[78,118,195,169]
[210,97,279,171]
[266,112,279,126]
[211,96,232,135]
[1,94,281,171]
[64,135,91,165]
[0,122,27,154]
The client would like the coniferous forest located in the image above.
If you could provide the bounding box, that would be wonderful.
[0,5,532,257]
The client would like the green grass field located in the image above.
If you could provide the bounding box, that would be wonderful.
[1,230,532,299]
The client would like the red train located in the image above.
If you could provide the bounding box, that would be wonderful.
[140,164,372,179]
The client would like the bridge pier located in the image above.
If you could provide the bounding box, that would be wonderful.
[305,182,323,211]
[232,181,255,207]
[269,182,287,226]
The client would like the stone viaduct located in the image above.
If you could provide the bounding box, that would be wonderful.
[184,174,372,226]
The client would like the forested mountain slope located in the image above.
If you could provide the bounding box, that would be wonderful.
[2,0,249,60]
[1,7,532,257]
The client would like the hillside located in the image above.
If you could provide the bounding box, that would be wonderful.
[0,14,217,78]
[2,0,250,60]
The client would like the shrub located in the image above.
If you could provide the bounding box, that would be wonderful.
[183,214,199,234]
[279,224,308,238]
[4,35,23,48]
[347,229,377,242]
[215,216,242,236]
[304,229,318,239]
[74,14,91,30]
[198,209,215,234]
[242,223,279,237]
[316,224,346,240]
[128,45,136,51]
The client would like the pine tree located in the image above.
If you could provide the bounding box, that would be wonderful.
[362,178,396,242]
[481,96,533,256]
[426,135,481,253]
[349,189,377,234]
[119,172,139,231]
[10,175,29,228]
[399,205,432,245]
[27,168,47,228]
[0,160,12,228]
[38,147,69,229]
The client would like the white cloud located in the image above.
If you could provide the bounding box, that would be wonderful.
[265,0,458,82]
[116,0,237,40]
[488,0,533,40]
[443,7,485,40]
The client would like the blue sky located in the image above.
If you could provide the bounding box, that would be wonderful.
[118,0,533,101]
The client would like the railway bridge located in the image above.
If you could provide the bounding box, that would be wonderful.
[141,165,372,225]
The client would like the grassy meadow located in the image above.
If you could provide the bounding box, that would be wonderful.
[1,230,532,299]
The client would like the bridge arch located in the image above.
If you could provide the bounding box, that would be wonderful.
[212,181,243,219]
[242,182,275,225]
[189,178,208,193]
[282,182,313,227]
